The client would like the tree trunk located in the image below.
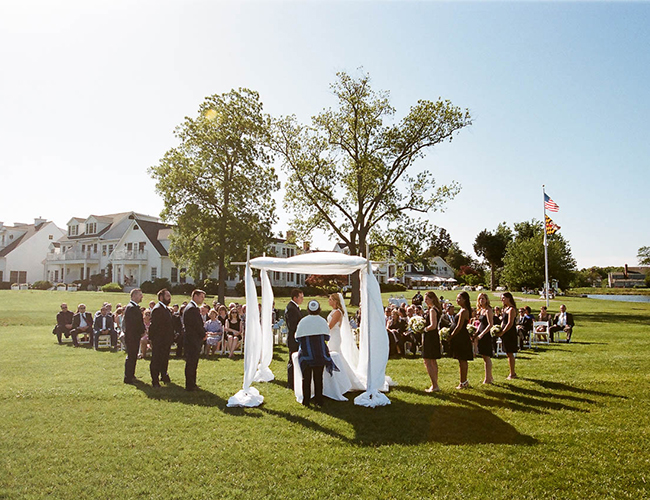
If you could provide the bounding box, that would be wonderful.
[218,253,226,304]
[490,264,496,291]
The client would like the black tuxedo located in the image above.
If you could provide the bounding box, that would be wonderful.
[182,301,204,390]
[71,312,94,347]
[55,310,74,344]
[438,313,453,330]
[172,312,184,358]
[123,301,145,382]
[285,301,302,389]
[93,314,117,349]
[149,302,174,385]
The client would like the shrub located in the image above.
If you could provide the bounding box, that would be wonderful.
[380,282,407,293]
[72,279,92,291]
[171,283,194,296]
[141,278,173,294]
[31,280,53,290]
[234,280,245,296]
[201,278,220,296]
[101,282,123,293]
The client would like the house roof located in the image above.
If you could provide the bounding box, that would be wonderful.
[0,233,26,257]
[0,221,51,257]
[136,217,171,257]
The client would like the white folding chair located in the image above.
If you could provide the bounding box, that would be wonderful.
[531,321,550,346]
[96,334,112,349]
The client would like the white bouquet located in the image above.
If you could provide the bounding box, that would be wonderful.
[408,316,426,334]
[439,327,451,342]
[490,325,502,338]
[467,324,477,337]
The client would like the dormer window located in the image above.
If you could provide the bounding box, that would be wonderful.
[85,222,97,234]
[69,225,78,236]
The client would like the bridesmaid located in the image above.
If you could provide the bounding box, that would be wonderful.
[475,293,494,384]
[423,291,442,392]
[449,291,474,389]
[499,292,518,379]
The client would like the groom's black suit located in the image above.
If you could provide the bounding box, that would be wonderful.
[183,301,204,390]
[285,300,302,389]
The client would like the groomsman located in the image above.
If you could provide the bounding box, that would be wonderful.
[123,289,145,384]
[285,288,304,389]
[183,289,207,391]
[149,289,175,388]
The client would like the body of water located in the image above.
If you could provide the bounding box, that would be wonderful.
[587,294,650,303]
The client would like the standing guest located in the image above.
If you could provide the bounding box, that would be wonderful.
[93,306,117,350]
[149,289,175,387]
[123,289,145,384]
[205,309,224,356]
[475,293,494,384]
[55,303,74,344]
[549,304,575,342]
[499,292,519,379]
[224,309,243,358]
[295,300,338,407]
[139,309,152,358]
[285,288,304,389]
[70,304,94,347]
[183,289,207,391]
[412,291,424,306]
[449,292,474,389]
[148,300,156,311]
[422,291,442,393]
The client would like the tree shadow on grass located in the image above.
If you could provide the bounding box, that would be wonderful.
[131,380,234,410]
[576,312,649,326]
[522,378,627,399]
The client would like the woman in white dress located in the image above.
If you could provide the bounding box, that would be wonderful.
[326,294,363,393]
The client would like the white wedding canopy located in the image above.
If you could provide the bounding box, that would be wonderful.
[227,252,391,408]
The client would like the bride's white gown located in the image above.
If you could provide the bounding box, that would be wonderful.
[293,311,364,403]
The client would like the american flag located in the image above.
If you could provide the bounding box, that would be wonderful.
[544,193,559,212]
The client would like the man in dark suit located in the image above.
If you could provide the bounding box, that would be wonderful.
[438,304,454,330]
[285,288,304,389]
[55,303,74,344]
[123,288,145,384]
[70,304,94,347]
[149,289,175,388]
[93,305,117,350]
[549,304,575,342]
[183,289,206,391]
[171,304,184,358]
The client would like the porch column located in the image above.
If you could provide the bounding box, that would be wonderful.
[63,264,67,283]
[138,264,142,286]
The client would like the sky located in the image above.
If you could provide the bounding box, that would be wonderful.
[1,0,648,269]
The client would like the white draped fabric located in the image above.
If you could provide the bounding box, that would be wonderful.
[227,252,391,408]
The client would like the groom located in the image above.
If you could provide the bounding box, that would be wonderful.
[183,289,207,391]
[286,288,304,389]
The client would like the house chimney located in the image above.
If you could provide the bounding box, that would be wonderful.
[34,217,47,226]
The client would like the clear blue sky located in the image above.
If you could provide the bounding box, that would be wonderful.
[1,0,648,268]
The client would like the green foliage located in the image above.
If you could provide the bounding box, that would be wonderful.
[200,278,220,296]
[271,71,471,303]
[101,282,123,293]
[370,223,453,268]
[170,283,194,296]
[30,280,52,290]
[140,278,173,294]
[501,221,576,290]
[305,274,349,295]
[637,246,650,266]
[149,88,279,302]
[380,282,407,293]
[89,273,110,288]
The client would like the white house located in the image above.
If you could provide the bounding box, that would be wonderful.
[45,212,192,287]
[0,218,66,284]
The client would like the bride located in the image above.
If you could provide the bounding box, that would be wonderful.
[326,293,364,393]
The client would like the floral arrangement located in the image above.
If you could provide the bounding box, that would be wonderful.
[467,324,477,337]
[408,316,426,334]
[439,327,451,342]
[490,325,502,337]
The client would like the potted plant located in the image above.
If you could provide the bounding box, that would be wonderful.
[11,283,19,291]
[56,283,67,291]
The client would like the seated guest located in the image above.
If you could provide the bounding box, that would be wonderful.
[386,309,405,356]
[148,300,156,311]
[549,304,575,342]
[516,307,534,348]
[537,306,552,326]
[114,307,124,333]
[55,303,74,344]
[224,309,243,358]
[438,304,455,330]
[70,304,94,347]
[93,305,117,350]
[204,309,223,356]
[139,309,152,358]
[200,304,210,323]
[216,305,229,327]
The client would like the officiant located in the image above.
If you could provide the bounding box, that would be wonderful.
[295,300,338,407]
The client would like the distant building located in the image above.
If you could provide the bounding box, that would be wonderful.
[45,212,189,288]
[0,218,65,284]
[608,267,649,288]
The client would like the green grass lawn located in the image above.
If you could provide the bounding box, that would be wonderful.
[1,290,649,499]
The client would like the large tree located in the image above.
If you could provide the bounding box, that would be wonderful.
[501,220,576,290]
[637,246,650,266]
[270,71,472,304]
[473,223,513,290]
[149,88,279,303]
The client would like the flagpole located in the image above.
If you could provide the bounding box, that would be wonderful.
[543,185,550,308]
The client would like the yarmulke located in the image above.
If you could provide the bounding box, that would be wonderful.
[307,300,320,312]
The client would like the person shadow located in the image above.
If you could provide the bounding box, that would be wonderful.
[131,380,231,409]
